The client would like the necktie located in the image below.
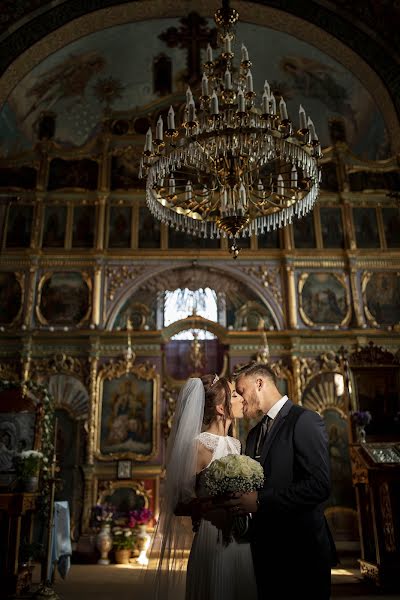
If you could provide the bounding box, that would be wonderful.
[255,415,272,459]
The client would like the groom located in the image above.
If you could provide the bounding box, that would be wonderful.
[229,363,335,599]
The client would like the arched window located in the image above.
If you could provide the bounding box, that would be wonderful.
[164,288,218,340]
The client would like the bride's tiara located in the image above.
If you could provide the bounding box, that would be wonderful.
[212,374,219,386]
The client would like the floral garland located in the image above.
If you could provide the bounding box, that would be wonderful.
[0,379,55,520]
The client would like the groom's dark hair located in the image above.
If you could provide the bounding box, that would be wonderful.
[234,361,277,385]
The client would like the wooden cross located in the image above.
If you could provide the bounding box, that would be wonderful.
[159,12,217,85]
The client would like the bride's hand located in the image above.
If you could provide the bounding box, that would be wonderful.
[223,491,259,514]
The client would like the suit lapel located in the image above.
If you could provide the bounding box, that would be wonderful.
[246,421,262,458]
[259,399,293,464]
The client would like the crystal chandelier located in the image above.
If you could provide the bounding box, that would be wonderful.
[140,1,322,257]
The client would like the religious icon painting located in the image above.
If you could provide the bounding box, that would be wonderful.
[5,204,33,248]
[42,205,67,248]
[36,271,91,326]
[293,212,316,248]
[320,207,345,249]
[298,272,351,327]
[48,158,99,190]
[108,206,132,249]
[362,271,400,327]
[381,207,400,248]
[72,206,96,248]
[96,361,159,461]
[117,459,132,480]
[138,206,161,248]
[353,207,380,248]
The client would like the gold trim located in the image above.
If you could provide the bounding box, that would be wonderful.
[298,272,351,328]
[95,359,159,462]
[36,271,92,326]
[96,479,153,510]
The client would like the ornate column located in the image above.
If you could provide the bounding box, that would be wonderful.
[20,336,32,382]
[91,265,102,328]
[285,263,297,330]
[96,195,107,251]
[23,262,38,329]
[348,259,364,328]
[291,353,301,405]
[87,338,100,465]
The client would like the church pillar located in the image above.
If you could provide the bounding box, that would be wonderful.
[92,266,102,327]
[285,264,297,329]
[23,263,38,329]
[87,341,100,464]
[96,195,107,250]
[348,261,364,328]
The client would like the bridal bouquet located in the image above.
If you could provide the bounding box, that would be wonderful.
[203,454,264,545]
[204,454,265,496]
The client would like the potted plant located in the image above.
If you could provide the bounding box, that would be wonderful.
[15,450,43,492]
[112,527,135,564]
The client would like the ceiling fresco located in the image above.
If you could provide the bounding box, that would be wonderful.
[0,18,389,159]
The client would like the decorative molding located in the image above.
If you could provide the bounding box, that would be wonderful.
[30,352,88,382]
[242,266,282,305]
[349,446,369,485]
[106,265,149,301]
[379,482,396,553]
[349,341,400,366]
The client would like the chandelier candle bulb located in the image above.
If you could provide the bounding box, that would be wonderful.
[264,80,270,96]
[270,93,277,114]
[167,106,175,130]
[211,91,219,115]
[224,35,232,54]
[206,43,213,63]
[156,116,163,141]
[241,44,249,61]
[262,90,269,114]
[168,176,176,195]
[246,71,254,92]
[299,105,307,131]
[237,89,245,112]
[186,86,193,105]
[185,181,193,201]
[202,74,209,96]
[279,97,288,121]
[144,128,153,154]
[188,101,196,123]
[224,70,232,90]
[307,117,318,141]
[277,174,284,196]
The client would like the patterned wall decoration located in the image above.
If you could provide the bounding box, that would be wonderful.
[362,271,400,328]
[298,272,351,327]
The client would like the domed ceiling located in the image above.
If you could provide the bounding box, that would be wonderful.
[0,17,389,159]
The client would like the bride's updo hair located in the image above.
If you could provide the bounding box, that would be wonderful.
[201,375,233,427]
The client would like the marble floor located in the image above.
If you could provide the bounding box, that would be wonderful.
[27,556,399,600]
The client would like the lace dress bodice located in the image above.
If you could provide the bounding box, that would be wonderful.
[196,432,241,462]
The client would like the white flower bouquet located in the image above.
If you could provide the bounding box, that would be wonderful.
[203,454,265,546]
[204,454,265,496]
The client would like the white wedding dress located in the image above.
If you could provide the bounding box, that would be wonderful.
[185,432,258,600]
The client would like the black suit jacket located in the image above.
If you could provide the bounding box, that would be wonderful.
[245,400,333,598]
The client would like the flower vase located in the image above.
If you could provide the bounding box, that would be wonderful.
[22,475,39,493]
[356,425,366,444]
[96,524,113,565]
[136,524,150,566]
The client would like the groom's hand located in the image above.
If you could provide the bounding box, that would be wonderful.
[224,491,259,514]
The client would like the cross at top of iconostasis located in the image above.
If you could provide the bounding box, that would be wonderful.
[159,12,217,85]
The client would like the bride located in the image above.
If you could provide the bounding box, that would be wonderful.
[146,375,257,600]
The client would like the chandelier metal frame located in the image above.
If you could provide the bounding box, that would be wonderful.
[140,1,322,257]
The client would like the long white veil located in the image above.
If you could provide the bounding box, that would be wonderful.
[143,377,205,599]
